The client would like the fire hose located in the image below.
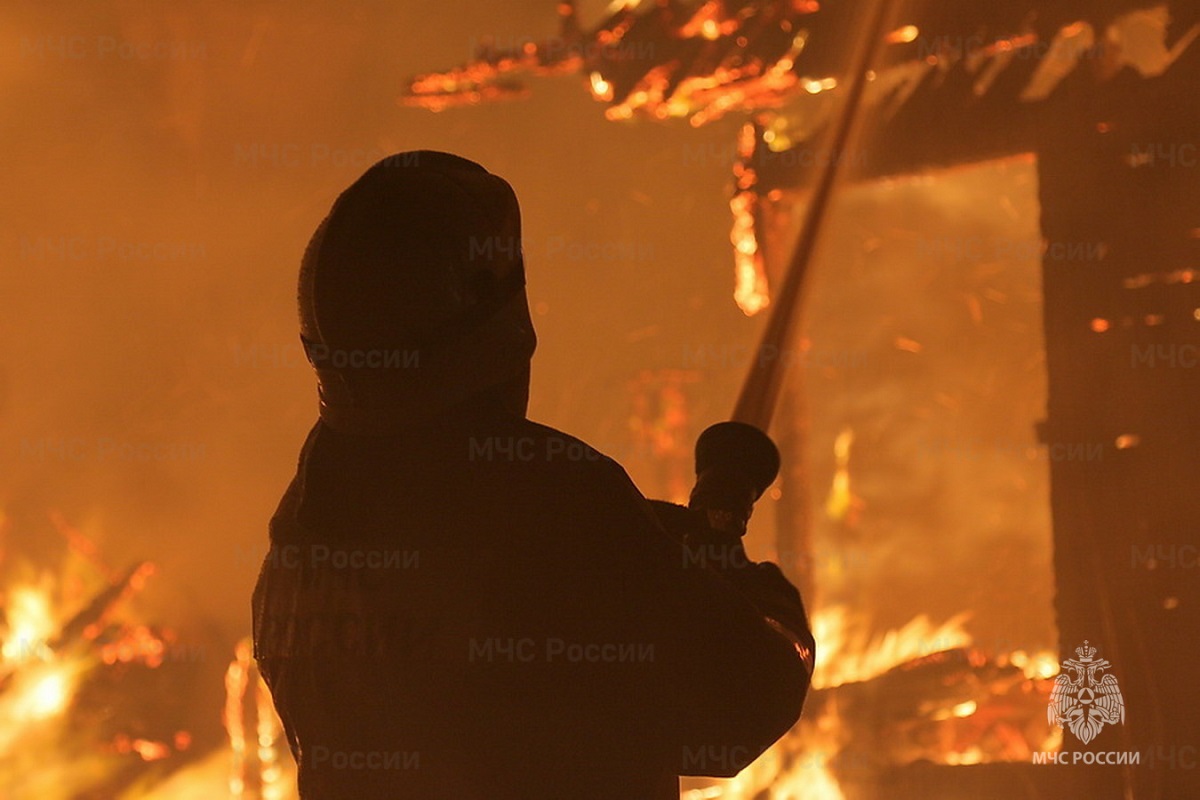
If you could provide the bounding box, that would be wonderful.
[644,1,893,681]
[657,0,894,544]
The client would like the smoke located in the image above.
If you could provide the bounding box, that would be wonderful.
[0,0,753,658]
[0,1,1056,703]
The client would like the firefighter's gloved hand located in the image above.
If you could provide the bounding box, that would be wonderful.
[647,499,814,674]
[688,422,780,537]
[646,499,750,571]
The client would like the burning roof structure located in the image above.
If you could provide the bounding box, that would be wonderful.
[404,0,1197,312]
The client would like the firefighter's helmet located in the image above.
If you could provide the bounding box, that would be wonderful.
[298,151,536,433]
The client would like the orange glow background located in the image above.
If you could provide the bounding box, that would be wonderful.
[0,0,765,642]
[0,0,1062,795]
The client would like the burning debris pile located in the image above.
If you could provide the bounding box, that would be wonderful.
[0,507,1057,799]
[0,510,245,799]
[683,607,1060,799]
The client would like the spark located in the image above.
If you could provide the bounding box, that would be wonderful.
[589,71,612,101]
[887,25,920,44]
[952,700,978,718]
[1114,434,1141,450]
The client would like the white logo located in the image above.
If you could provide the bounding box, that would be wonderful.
[1048,641,1125,744]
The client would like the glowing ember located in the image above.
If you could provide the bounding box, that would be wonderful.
[589,71,613,101]
[1008,649,1059,680]
[886,25,920,45]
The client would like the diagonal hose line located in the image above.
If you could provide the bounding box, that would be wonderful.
[732,0,899,430]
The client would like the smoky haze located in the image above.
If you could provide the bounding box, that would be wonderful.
[1,0,1055,688]
[0,0,756,649]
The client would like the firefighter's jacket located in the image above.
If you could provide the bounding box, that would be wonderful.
[253,409,814,799]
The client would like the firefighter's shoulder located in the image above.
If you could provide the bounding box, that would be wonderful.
[477,417,622,474]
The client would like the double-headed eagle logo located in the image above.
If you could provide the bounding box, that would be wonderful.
[1048,641,1126,744]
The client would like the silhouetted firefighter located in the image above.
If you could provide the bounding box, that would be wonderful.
[252,151,814,799]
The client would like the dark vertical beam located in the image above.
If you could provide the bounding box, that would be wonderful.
[1036,39,1200,799]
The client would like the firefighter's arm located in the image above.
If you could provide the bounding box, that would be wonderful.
[578,451,812,778]
[648,421,814,691]
[638,497,814,777]
[647,499,815,670]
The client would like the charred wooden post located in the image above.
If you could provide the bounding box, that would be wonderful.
[1035,15,1200,799]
